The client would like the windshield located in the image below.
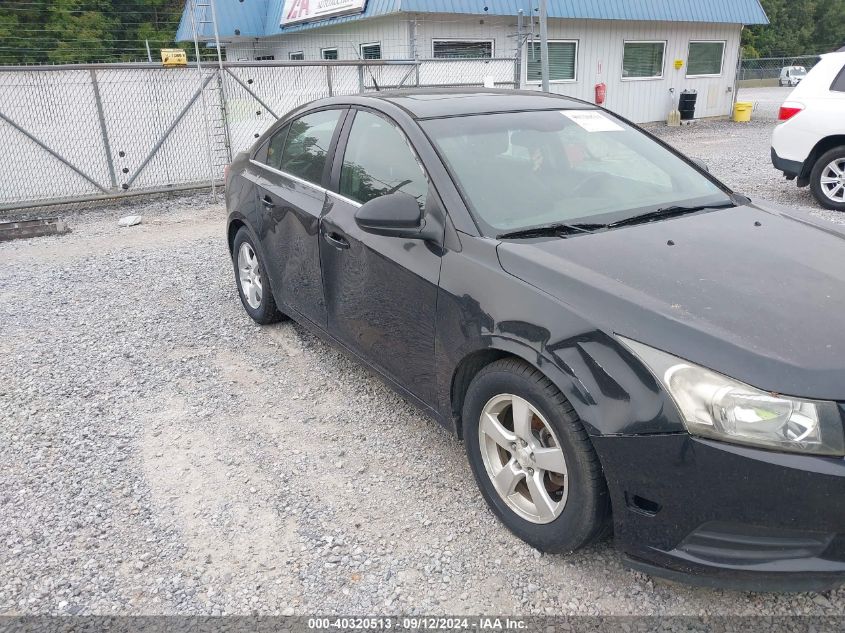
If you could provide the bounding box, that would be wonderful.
[421,109,731,234]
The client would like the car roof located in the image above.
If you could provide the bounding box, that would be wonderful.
[311,88,597,120]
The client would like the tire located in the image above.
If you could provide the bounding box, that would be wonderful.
[809,146,845,212]
[462,358,611,553]
[232,227,286,324]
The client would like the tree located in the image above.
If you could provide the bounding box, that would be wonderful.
[813,0,845,51]
[743,0,845,57]
[0,0,189,64]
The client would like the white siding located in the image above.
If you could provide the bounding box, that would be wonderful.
[225,16,412,61]
[413,15,514,59]
[222,13,743,123]
[532,19,742,123]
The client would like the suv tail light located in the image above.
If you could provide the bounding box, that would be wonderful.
[778,103,804,121]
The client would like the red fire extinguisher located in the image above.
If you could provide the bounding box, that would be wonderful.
[594,82,607,105]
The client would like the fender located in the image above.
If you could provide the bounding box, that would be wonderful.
[434,235,684,439]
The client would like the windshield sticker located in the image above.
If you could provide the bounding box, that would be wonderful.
[560,110,624,132]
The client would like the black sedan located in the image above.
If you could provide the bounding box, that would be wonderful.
[225,89,845,592]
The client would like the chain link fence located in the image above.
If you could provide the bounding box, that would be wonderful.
[737,54,821,82]
[0,58,517,212]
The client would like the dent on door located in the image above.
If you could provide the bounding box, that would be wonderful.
[320,191,444,403]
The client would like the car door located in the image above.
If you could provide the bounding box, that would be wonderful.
[319,108,444,403]
[252,108,346,327]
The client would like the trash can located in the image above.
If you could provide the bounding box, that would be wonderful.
[733,101,753,122]
[678,90,698,120]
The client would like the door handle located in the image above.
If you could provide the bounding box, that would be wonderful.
[322,230,350,250]
[261,195,275,208]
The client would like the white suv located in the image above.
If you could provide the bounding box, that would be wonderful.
[771,52,845,210]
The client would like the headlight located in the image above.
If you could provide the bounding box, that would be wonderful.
[620,337,845,456]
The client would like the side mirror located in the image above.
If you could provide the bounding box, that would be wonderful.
[354,192,440,241]
[691,158,710,173]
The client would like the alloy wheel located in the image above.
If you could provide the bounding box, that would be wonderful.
[819,158,845,204]
[478,394,569,524]
[238,242,263,309]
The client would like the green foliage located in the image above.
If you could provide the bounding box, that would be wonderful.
[1,0,843,65]
[743,0,845,58]
[0,0,190,64]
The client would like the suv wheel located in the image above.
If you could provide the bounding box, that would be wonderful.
[462,358,610,553]
[232,227,286,324]
[810,147,845,211]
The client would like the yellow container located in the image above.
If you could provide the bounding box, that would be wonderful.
[733,101,753,122]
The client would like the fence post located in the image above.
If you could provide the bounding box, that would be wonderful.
[326,65,334,97]
[357,64,365,93]
[514,10,524,89]
[732,46,742,113]
[215,68,233,164]
[89,68,118,191]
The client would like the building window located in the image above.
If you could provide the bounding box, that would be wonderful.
[622,41,665,80]
[255,55,275,61]
[360,42,381,60]
[432,40,494,59]
[289,51,304,61]
[687,41,725,77]
[321,48,338,60]
[526,40,578,82]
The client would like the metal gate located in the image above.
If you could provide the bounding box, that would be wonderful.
[0,58,518,212]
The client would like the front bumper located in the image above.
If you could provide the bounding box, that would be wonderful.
[592,433,845,592]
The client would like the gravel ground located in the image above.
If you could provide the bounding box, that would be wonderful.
[649,86,844,227]
[2,97,844,617]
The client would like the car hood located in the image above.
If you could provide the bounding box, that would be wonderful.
[497,202,845,400]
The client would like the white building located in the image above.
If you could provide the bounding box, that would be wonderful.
[177,0,769,123]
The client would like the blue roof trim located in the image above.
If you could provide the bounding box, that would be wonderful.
[400,0,768,24]
[176,0,270,41]
[176,0,767,42]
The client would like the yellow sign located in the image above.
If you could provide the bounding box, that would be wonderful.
[674,59,684,70]
[161,48,188,67]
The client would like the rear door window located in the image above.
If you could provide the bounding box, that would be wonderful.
[831,64,845,92]
[280,109,343,185]
[264,124,290,170]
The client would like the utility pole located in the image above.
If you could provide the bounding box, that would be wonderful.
[539,0,550,92]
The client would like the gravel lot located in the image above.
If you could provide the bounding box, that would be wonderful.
[2,87,844,617]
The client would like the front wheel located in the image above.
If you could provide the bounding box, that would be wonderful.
[463,358,610,553]
[809,147,845,211]
[232,227,286,324]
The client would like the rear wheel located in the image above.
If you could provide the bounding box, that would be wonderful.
[232,227,286,324]
[810,147,845,211]
[463,358,610,553]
